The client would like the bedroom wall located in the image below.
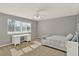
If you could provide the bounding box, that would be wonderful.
[0,13,38,46]
[38,15,77,38]
[0,12,78,46]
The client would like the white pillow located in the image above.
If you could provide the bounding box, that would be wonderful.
[72,35,77,42]
[72,32,78,42]
[75,32,78,40]
[66,33,73,40]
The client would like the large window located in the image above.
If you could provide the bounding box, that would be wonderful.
[22,22,27,32]
[8,19,15,32]
[8,19,31,34]
[15,20,21,32]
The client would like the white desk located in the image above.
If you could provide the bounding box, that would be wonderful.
[12,34,31,45]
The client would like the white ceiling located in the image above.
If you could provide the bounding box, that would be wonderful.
[0,3,79,20]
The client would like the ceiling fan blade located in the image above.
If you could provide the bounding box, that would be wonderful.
[36,8,48,12]
[38,8,46,12]
[34,8,48,20]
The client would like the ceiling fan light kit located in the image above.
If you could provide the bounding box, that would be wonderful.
[34,15,41,19]
[34,8,45,20]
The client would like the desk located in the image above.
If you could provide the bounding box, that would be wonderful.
[12,34,31,45]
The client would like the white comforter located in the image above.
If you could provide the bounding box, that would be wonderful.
[46,35,66,40]
[42,35,67,51]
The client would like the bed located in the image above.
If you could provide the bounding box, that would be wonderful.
[41,35,67,51]
[41,32,78,51]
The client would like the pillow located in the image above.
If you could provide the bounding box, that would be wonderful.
[72,32,78,42]
[66,33,73,41]
[75,32,78,40]
[72,35,77,42]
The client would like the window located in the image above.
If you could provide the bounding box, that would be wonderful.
[15,20,21,32]
[8,19,31,34]
[22,22,27,32]
[8,19,15,32]
[27,23,31,32]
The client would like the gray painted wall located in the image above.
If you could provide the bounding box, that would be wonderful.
[0,13,38,46]
[38,15,77,38]
[0,12,78,46]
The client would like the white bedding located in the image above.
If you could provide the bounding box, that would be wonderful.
[42,35,67,51]
[47,35,66,41]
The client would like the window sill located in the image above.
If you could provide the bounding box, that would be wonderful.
[8,31,31,35]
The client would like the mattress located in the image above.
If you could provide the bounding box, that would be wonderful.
[42,35,67,51]
[46,35,66,41]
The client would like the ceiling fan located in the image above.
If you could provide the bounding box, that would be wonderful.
[34,8,46,20]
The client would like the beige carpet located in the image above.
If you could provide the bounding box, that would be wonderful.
[10,48,24,56]
[22,45,66,56]
[30,41,42,49]
[0,39,66,56]
[30,44,40,49]
[10,41,42,56]
[33,41,42,45]
[22,46,32,53]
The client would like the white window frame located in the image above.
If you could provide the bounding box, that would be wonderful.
[7,19,31,35]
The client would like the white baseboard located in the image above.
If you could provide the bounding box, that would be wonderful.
[0,43,12,47]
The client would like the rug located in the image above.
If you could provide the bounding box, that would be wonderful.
[30,41,41,49]
[22,46,32,53]
[10,41,42,56]
[33,41,42,45]
[10,48,24,56]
